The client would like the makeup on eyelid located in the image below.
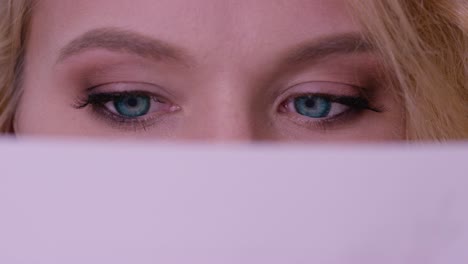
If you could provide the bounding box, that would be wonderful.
[70,78,382,133]
[63,49,384,131]
[54,50,187,96]
[276,80,382,129]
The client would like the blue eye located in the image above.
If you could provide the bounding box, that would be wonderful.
[294,96,332,118]
[113,94,151,118]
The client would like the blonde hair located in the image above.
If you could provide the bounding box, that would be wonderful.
[0,0,467,139]
[0,0,33,133]
[350,0,468,140]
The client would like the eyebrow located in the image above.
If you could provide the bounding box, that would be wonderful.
[58,29,372,69]
[283,33,374,65]
[57,28,191,65]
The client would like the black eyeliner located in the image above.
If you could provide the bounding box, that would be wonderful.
[332,96,382,113]
[73,91,154,109]
[293,93,383,113]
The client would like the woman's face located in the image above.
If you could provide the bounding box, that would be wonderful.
[15,0,404,141]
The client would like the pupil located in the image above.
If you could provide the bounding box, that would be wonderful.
[305,98,316,108]
[126,97,138,108]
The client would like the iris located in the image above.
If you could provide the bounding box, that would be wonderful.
[294,96,332,118]
[114,94,151,118]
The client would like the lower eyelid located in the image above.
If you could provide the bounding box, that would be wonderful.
[88,103,165,131]
[281,107,362,131]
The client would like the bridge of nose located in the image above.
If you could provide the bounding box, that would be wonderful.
[178,78,273,141]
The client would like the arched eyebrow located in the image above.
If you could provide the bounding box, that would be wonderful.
[57,28,373,68]
[283,33,374,66]
[57,27,193,65]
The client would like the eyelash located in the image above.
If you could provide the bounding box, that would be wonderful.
[280,93,382,128]
[73,89,382,131]
[73,91,172,130]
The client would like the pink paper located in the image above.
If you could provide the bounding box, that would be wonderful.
[1,139,467,263]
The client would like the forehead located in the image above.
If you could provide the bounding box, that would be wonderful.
[32,0,359,53]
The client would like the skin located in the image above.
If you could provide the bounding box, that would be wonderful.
[15,0,405,142]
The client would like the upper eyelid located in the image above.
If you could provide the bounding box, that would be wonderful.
[289,81,366,91]
[87,81,160,91]
[85,81,369,107]
[88,91,170,106]
[283,95,349,109]
[275,81,366,102]
[86,81,178,101]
